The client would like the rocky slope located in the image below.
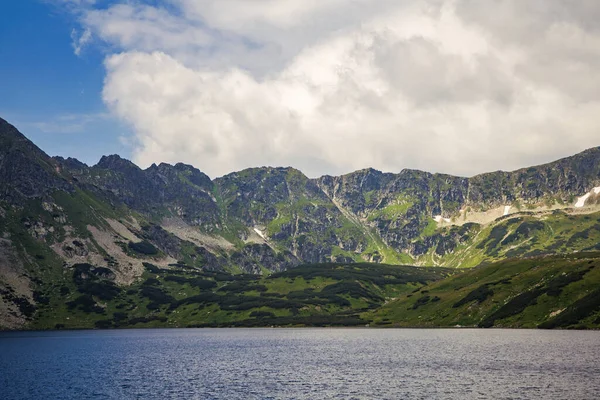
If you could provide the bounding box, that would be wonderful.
[1,115,600,329]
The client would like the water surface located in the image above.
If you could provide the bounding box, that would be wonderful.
[1,328,599,399]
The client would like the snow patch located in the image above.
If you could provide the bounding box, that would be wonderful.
[253,227,266,240]
[433,215,451,223]
[503,206,511,216]
[575,193,591,208]
[575,187,600,208]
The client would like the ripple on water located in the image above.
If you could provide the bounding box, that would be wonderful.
[1,328,600,399]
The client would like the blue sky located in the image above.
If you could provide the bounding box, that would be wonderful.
[0,0,131,165]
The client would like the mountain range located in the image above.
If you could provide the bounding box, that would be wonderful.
[1,116,600,330]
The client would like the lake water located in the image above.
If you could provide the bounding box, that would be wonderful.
[1,328,599,399]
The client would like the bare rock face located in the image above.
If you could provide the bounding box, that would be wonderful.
[62,240,89,258]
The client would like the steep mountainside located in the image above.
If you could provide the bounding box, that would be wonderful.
[1,115,600,329]
[317,151,600,262]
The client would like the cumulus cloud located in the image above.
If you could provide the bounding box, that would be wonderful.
[68,0,600,177]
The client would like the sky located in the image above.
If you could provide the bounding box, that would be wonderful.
[1,0,600,178]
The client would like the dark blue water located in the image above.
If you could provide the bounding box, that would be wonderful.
[1,328,599,399]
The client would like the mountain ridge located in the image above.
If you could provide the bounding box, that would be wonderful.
[2,115,600,329]
[3,115,600,269]
[4,117,599,183]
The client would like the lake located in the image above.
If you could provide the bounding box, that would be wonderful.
[1,328,599,399]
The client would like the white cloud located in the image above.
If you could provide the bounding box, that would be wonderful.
[64,0,600,177]
[83,4,211,55]
[70,28,92,56]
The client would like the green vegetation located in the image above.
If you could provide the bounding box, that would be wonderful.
[27,262,449,330]
[128,240,159,256]
[426,211,600,269]
[421,218,438,237]
[369,252,600,329]
[5,182,600,331]
[25,252,600,330]
[266,213,292,236]
[367,196,414,221]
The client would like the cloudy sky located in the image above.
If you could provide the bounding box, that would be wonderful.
[2,0,600,178]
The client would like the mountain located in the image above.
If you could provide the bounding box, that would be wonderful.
[1,115,600,329]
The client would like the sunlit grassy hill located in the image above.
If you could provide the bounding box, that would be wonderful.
[368,252,600,329]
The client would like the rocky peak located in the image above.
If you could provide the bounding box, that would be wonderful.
[53,156,89,171]
[0,117,24,143]
[95,155,140,173]
[146,162,213,191]
[216,166,325,206]
[0,118,72,202]
[0,118,52,162]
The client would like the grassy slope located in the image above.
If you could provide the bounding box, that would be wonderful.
[30,263,449,330]
[426,210,600,268]
[369,252,600,329]
[29,252,600,330]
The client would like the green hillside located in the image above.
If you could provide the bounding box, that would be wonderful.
[368,252,600,329]
[421,210,600,268]
[30,262,449,330]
